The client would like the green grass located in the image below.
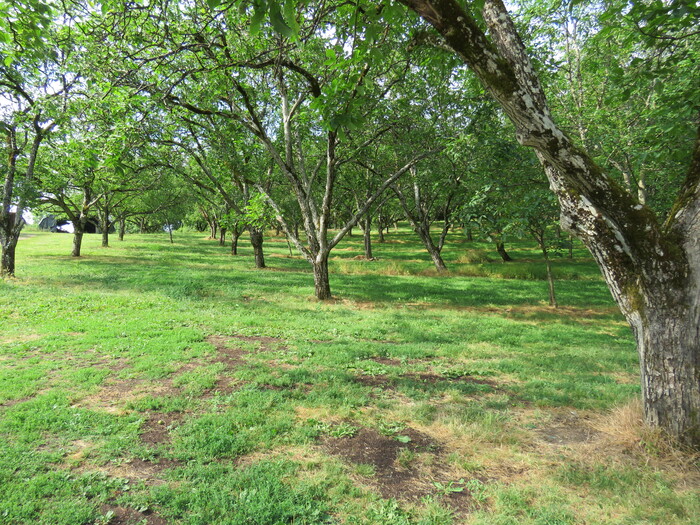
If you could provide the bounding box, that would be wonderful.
[0,228,697,524]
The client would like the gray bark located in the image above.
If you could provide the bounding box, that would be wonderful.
[313,255,332,300]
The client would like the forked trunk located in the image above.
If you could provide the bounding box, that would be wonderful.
[417,227,447,272]
[250,229,265,268]
[313,256,332,300]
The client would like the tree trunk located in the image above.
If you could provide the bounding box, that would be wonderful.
[0,239,16,278]
[417,227,447,272]
[219,228,226,246]
[465,225,473,241]
[541,243,557,308]
[72,230,84,257]
[231,229,241,255]
[118,219,126,241]
[496,241,513,262]
[635,303,700,444]
[250,228,265,268]
[363,215,373,260]
[313,255,332,300]
[0,211,19,277]
[378,221,385,243]
[100,203,110,248]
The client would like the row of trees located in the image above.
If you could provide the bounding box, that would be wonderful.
[1,0,698,445]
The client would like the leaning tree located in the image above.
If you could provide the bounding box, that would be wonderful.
[395,0,700,446]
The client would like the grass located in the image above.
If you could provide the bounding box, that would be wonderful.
[0,227,697,524]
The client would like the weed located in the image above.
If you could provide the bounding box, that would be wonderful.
[432,479,466,495]
[397,448,416,469]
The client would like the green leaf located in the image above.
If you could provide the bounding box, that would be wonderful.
[250,7,266,36]
[324,48,336,66]
[269,5,294,38]
[396,435,411,443]
[207,0,222,9]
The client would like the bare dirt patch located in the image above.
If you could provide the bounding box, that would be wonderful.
[402,372,499,388]
[99,503,167,525]
[141,412,185,445]
[322,426,472,513]
[369,356,402,366]
[353,371,500,395]
[207,335,249,370]
[353,374,390,389]
[535,411,600,446]
[77,378,181,414]
[0,395,33,408]
[229,334,284,345]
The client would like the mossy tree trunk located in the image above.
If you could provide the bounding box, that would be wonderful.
[401,0,700,446]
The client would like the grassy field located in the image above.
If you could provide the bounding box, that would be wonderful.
[1,228,698,524]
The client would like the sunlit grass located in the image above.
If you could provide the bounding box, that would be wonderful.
[0,228,696,524]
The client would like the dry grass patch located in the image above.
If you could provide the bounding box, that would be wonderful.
[0,332,43,345]
[587,399,700,484]
[75,378,180,414]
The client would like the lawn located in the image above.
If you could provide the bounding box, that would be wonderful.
[0,228,697,524]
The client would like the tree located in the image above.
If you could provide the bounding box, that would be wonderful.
[1,8,75,274]
[398,0,700,446]
[96,1,439,298]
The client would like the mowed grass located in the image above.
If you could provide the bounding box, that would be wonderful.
[0,228,697,524]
